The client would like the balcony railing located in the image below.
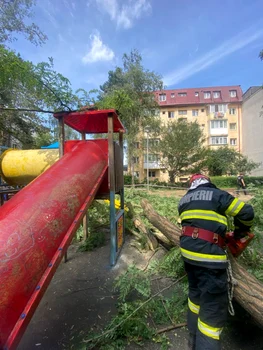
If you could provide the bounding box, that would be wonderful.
[144,161,164,169]
[210,112,225,118]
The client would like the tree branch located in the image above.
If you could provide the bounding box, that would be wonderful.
[156,322,187,334]
[83,274,187,345]
[0,107,56,114]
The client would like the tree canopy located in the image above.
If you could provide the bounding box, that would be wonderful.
[0,1,96,148]
[154,119,206,183]
[0,46,92,147]
[198,146,259,176]
[97,50,163,133]
[97,49,163,181]
[0,0,47,46]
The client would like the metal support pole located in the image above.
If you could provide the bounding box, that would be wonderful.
[119,131,124,210]
[58,116,65,158]
[108,113,116,266]
[83,212,89,241]
[146,131,149,192]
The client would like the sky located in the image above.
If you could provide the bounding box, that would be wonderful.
[10,0,263,94]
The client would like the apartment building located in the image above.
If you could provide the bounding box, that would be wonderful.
[242,86,263,175]
[136,86,243,182]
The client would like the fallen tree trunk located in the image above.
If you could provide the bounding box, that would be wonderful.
[126,202,158,251]
[141,198,263,329]
[150,227,172,246]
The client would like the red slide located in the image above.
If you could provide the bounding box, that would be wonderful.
[0,140,108,350]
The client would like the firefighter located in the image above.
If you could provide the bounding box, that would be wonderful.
[178,173,254,350]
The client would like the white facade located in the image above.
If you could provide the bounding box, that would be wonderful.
[242,87,263,175]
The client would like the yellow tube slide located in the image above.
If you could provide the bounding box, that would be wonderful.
[0,149,59,186]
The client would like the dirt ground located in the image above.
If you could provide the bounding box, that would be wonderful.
[18,230,263,350]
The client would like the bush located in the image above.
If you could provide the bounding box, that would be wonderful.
[124,175,263,189]
[211,176,263,188]
[124,174,139,185]
[148,180,188,188]
[210,176,237,188]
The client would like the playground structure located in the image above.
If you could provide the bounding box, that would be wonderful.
[0,109,125,350]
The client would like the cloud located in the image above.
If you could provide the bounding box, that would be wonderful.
[63,0,76,19]
[82,32,115,64]
[163,27,263,86]
[95,0,151,29]
[40,6,59,28]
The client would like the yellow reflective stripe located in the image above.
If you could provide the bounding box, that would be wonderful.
[225,198,245,216]
[198,318,223,340]
[180,248,227,263]
[239,219,254,226]
[180,210,227,226]
[188,298,200,314]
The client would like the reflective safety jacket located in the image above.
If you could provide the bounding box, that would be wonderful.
[178,183,254,269]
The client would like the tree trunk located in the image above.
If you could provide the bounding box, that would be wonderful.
[126,202,158,251]
[141,198,263,329]
[168,170,175,184]
[150,228,172,246]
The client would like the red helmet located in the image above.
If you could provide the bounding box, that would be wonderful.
[189,173,210,185]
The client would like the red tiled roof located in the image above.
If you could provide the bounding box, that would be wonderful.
[155,86,243,106]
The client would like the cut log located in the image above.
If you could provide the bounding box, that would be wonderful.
[151,228,172,246]
[126,202,158,251]
[141,199,179,246]
[141,198,263,329]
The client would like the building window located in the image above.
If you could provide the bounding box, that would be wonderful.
[230,123,237,130]
[144,139,160,148]
[230,90,237,97]
[211,137,228,145]
[178,92,187,97]
[149,139,160,147]
[230,138,237,145]
[192,109,198,116]
[195,92,199,97]
[211,120,227,129]
[229,108,236,115]
[213,91,221,98]
[201,109,205,112]
[204,92,211,99]
[144,154,159,162]
[149,171,156,177]
[171,93,175,98]
[210,104,227,113]
[168,111,175,118]
[162,111,166,114]
[159,94,166,101]
[178,110,187,115]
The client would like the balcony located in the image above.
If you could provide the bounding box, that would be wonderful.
[144,161,164,169]
[210,128,228,135]
[209,112,225,119]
